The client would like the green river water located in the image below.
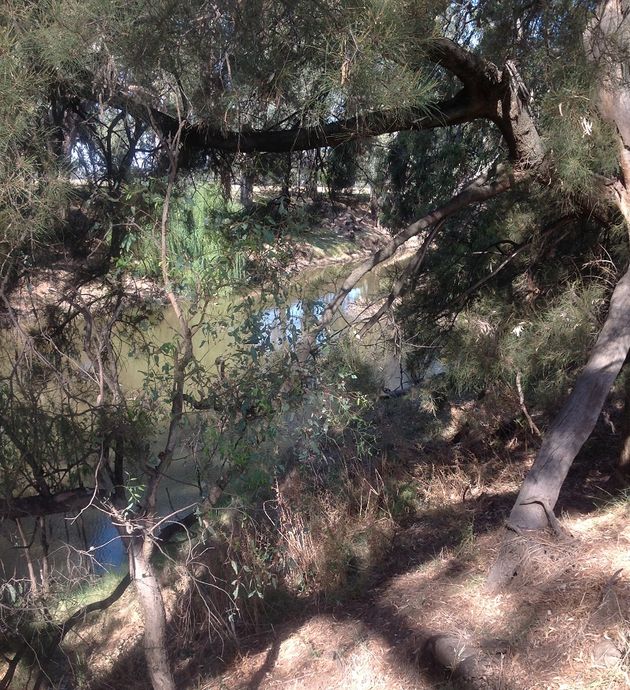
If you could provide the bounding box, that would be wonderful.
[0,262,412,577]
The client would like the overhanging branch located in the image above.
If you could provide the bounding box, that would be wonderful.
[118,90,484,155]
[424,38,501,92]
[68,38,505,156]
[295,163,524,361]
[0,488,105,520]
[322,163,522,322]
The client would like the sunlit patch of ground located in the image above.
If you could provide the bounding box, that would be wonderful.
[202,615,420,690]
[201,499,630,690]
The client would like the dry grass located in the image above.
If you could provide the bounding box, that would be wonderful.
[273,468,396,598]
[190,402,630,690]
[200,616,419,690]
[194,500,630,690]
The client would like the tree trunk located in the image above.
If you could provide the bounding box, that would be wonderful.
[306,170,319,202]
[592,0,630,479]
[38,517,50,594]
[487,0,630,591]
[281,153,291,200]
[130,538,175,690]
[240,170,255,209]
[125,120,191,690]
[511,262,630,530]
[220,165,232,202]
[619,367,630,474]
[585,0,630,227]
[15,519,38,595]
[369,185,379,225]
[487,261,630,588]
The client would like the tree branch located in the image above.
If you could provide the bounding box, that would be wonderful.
[359,220,446,334]
[294,163,523,361]
[424,38,501,92]
[68,38,505,157]
[320,163,521,327]
[122,91,485,155]
[0,488,105,521]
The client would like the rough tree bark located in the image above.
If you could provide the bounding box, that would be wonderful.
[220,165,232,202]
[129,538,175,690]
[618,368,630,474]
[585,0,630,224]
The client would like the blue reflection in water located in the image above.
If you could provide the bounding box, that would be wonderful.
[253,283,368,351]
[258,298,331,348]
[344,287,362,307]
[89,517,125,572]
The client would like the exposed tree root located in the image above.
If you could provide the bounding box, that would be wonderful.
[422,633,495,689]
[486,528,576,594]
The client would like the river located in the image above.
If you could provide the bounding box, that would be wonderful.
[0,262,411,580]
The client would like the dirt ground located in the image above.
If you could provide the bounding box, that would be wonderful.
[197,502,630,690]
[191,396,630,690]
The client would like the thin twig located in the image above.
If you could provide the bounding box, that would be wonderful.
[516,371,542,437]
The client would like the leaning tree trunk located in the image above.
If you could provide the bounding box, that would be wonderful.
[591,0,630,478]
[617,366,630,475]
[488,259,630,589]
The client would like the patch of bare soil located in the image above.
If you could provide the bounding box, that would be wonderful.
[8,267,164,319]
[196,506,630,690]
[205,615,419,690]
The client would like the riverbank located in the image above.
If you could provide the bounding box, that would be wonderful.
[289,199,394,272]
[59,388,630,690]
[6,197,404,320]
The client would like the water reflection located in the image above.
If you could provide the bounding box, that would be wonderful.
[90,517,126,571]
[117,263,378,391]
